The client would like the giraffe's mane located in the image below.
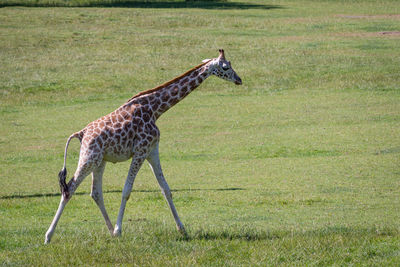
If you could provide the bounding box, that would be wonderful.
[128,60,211,102]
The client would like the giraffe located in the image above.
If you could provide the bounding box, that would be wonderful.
[44,49,242,244]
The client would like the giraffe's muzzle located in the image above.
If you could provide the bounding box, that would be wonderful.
[234,76,242,85]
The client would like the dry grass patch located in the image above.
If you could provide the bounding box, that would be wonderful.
[333,31,400,38]
[336,14,400,20]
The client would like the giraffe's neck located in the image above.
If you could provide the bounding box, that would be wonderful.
[130,61,212,119]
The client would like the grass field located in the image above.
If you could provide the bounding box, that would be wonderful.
[1,0,400,265]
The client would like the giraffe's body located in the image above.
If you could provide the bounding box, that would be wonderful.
[45,50,242,243]
[75,60,211,166]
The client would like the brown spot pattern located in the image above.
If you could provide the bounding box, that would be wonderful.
[70,61,211,180]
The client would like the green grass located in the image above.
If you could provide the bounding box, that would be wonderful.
[1,0,400,265]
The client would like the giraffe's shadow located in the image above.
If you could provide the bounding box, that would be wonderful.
[177,225,398,242]
[0,187,245,200]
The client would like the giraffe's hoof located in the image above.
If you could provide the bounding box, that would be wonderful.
[113,227,121,237]
[178,225,187,236]
[44,231,52,244]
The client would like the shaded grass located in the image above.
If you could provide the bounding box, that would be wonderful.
[0,0,280,9]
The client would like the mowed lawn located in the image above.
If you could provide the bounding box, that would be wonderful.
[1,0,399,265]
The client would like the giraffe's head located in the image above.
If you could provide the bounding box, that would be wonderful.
[204,49,242,85]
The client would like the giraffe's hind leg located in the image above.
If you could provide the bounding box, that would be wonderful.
[91,161,114,235]
[44,157,97,244]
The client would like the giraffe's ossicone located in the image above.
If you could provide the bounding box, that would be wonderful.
[45,49,242,244]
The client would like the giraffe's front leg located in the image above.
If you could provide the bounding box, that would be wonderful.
[147,143,186,235]
[114,154,146,237]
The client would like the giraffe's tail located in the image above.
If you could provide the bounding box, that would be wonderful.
[58,167,68,199]
[58,131,82,198]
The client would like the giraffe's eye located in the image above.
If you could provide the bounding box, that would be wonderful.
[222,63,229,71]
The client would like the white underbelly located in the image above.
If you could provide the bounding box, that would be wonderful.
[103,150,133,163]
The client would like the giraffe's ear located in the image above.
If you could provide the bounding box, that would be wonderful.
[218,49,225,59]
[202,59,211,63]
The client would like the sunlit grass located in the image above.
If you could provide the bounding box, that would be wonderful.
[0,0,399,265]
